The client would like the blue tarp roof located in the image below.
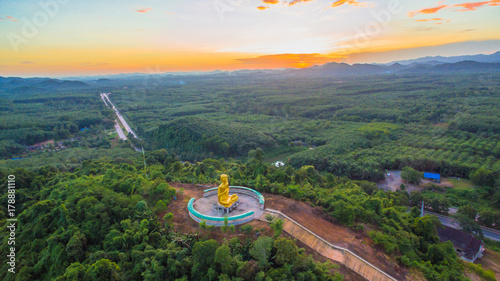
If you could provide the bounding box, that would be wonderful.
[424,172,441,180]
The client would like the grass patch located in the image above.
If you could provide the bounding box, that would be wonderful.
[107,132,118,140]
[484,239,500,254]
[449,178,475,190]
[467,262,496,281]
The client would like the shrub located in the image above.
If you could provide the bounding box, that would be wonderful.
[241,225,253,234]
[401,167,423,184]
[265,214,275,222]
[468,263,496,281]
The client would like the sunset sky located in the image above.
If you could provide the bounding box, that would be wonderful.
[1,0,499,77]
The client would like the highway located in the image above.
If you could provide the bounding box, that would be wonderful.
[424,210,500,242]
[114,121,127,140]
[100,93,127,140]
[116,112,138,138]
[101,93,138,139]
[101,94,110,108]
[100,93,142,152]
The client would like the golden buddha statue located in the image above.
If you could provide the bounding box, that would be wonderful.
[218,174,239,208]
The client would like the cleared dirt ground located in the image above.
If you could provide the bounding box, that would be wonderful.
[478,249,500,280]
[263,193,408,281]
[377,170,453,193]
[167,183,408,281]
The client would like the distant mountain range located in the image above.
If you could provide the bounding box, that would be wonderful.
[387,51,500,65]
[0,77,89,93]
[1,51,499,94]
[293,60,500,77]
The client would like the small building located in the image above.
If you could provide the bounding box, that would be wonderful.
[437,226,485,262]
[274,161,285,168]
[27,144,44,151]
[424,172,441,183]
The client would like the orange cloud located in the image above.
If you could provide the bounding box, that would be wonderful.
[259,0,365,9]
[288,0,314,6]
[408,4,448,17]
[330,0,365,8]
[410,1,500,17]
[236,53,341,69]
[1,16,19,22]
[416,18,444,21]
[454,1,489,11]
[136,8,152,13]
[453,1,500,11]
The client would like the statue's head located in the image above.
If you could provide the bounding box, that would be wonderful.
[220,174,228,182]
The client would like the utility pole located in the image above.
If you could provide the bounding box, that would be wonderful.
[142,147,148,178]
[142,147,146,169]
[421,201,424,217]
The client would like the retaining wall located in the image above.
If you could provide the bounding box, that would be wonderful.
[265,209,399,281]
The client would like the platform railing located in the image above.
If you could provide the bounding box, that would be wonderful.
[187,198,255,226]
[203,186,265,209]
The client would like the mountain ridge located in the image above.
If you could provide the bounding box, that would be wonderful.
[1,51,500,86]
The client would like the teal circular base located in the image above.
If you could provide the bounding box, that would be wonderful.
[187,186,265,226]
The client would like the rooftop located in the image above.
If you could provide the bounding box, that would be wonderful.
[424,172,441,180]
[437,226,483,261]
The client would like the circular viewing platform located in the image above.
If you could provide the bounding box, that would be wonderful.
[188,186,265,226]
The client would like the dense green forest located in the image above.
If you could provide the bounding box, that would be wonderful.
[0,89,115,158]
[1,71,499,280]
[2,74,499,183]
[1,155,349,281]
[107,74,500,181]
[2,149,489,280]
